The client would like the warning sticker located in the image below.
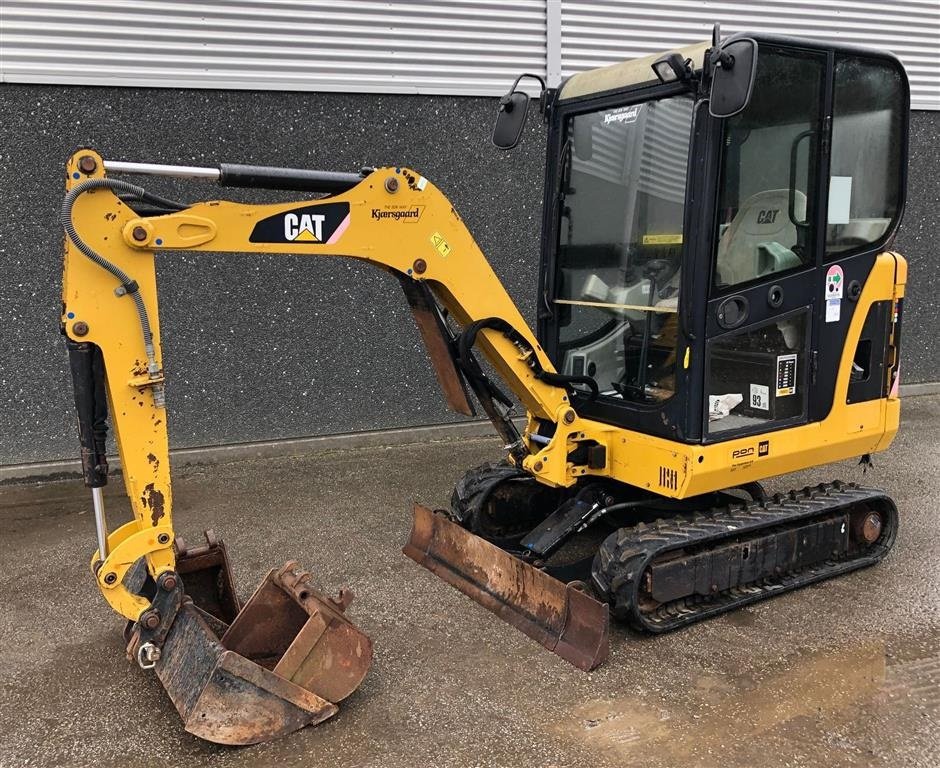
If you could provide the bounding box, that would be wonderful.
[826,264,844,299]
[749,383,770,411]
[776,353,798,397]
[430,232,451,257]
[825,265,844,323]
[642,233,683,245]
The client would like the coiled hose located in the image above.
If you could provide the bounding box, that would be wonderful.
[61,178,187,407]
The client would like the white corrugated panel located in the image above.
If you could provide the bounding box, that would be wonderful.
[560,0,940,110]
[2,0,936,107]
[0,0,547,95]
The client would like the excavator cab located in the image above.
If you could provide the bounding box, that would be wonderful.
[536,33,907,445]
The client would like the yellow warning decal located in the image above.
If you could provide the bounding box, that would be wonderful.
[642,234,683,245]
[430,232,451,257]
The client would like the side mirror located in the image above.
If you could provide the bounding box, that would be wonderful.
[491,72,547,150]
[709,38,758,118]
[492,91,530,150]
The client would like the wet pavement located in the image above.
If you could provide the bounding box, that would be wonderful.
[1,395,938,768]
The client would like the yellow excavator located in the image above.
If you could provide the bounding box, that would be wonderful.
[61,28,908,744]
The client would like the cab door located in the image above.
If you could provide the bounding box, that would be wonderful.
[702,44,828,442]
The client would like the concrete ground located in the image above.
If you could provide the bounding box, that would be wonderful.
[1,396,938,768]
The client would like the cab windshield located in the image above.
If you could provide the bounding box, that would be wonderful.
[555,93,694,403]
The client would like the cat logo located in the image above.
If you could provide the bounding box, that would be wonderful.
[758,440,770,457]
[249,202,350,245]
[284,212,326,242]
[757,209,780,225]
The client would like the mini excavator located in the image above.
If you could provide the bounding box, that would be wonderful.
[61,29,908,744]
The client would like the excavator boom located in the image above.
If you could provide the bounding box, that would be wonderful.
[61,149,611,741]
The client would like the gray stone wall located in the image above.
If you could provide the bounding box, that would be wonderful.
[0,85,936,465]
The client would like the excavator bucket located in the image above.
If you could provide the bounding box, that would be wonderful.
[404,505,609,671]
[128,534,373,745]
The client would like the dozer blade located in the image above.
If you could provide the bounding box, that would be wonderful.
[404,504,609,671]
[129,534,373,745]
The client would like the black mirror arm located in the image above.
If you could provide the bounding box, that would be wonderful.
[499,72,549,115]
[704,47,735,82]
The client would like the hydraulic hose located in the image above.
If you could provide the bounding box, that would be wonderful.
[458,317,599,400]
[61,178,186,407]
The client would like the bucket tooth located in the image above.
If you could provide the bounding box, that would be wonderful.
[404,504,609,671]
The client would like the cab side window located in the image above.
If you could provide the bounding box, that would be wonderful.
[713,46,826,290]
[826,56,905,257]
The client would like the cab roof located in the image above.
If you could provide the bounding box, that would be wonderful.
[558,41,709,102]
[556,32,907,103]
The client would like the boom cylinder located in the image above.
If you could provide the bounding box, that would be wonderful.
[66,339,111,558]
[102,159,367,194]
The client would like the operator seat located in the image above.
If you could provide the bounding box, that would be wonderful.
[716,189,806,286]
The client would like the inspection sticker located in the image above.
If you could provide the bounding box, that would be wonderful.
[826,265,844,299]
[776,353,798,397]
[825,265,844,323]
[430,232,451,257]
[749,383,770,411]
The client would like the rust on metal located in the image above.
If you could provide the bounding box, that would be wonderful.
[851,508,883,544]
[403,504,609,671]
[132,532,373,744]
[221,563,373,704]
[153,602,337,745]
[77,154,98,174]
[174,530,240,622]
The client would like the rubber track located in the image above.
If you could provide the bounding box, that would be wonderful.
[591,482,898,633]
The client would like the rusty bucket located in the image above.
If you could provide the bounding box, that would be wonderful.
[404,504,609,671]
[126,534,372,745]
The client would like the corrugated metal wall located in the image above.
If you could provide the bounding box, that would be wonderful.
[0,0,937,108]
[559,0,939,110]
[0,0,547,95]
